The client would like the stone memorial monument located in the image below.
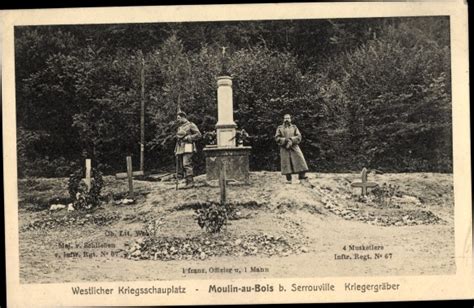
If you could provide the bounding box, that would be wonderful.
[204,48,252,184]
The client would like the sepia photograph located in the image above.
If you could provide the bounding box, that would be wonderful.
[2,2,471,306]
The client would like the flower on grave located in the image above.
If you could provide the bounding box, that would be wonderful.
[370,183,400,208]
[228,128,251,146]
[235,129,250,146]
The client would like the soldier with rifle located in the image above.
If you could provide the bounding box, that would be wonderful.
[175,111,201,189]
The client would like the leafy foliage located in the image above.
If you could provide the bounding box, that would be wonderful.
[15,17,452,176]
[370,183,400,208]
[326,21,452,172]
[194,202,230,233]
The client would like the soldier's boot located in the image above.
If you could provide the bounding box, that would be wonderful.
[185,176,195,188]
[178,176,194,189]
[177,177,188,189]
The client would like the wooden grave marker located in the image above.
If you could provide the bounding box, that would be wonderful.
[85,159,92,192]
[126,156,134,198]
[351,168,378,196]
[219,160,227,205]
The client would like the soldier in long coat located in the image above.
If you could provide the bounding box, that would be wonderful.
[175,111,201,189]
[274,114,310,184]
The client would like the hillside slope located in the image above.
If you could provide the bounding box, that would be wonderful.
[18,172,455,283]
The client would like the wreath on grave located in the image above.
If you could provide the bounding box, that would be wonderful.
[68,167,104,211]
[194,202,231,233]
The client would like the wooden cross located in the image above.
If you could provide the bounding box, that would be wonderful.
[85,159,92,192]
[219,159,227,205]
[126,156,134,198]
[115,154,144,180]
[351,168,378,196]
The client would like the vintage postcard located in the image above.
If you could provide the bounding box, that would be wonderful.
[2,2,472,306]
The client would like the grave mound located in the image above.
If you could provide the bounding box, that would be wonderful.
[122,233,308,261]
[21,211,121,231]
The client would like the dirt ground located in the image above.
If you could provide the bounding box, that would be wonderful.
[18,172,455,283]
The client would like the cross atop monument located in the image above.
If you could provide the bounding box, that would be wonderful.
[221,46,228,56]
[220,46,230,75]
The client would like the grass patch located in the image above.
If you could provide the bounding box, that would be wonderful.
[18,176,151,212]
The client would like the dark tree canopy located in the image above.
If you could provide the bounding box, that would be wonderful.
[14,16,452,177]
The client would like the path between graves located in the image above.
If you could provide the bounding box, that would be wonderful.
[18,172,455,283]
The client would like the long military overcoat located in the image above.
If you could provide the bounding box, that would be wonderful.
[274,123,309,175]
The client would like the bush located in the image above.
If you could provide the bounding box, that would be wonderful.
[370,183,400,208]
[18,157,72,178]
[328,22,452,172]
[15,19,452,175]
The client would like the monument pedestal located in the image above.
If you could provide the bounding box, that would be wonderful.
[204,146,251,184]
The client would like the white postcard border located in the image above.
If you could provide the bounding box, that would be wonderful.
[2,2,472,306]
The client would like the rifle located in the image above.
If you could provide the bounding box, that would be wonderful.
[175,154,179,190]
